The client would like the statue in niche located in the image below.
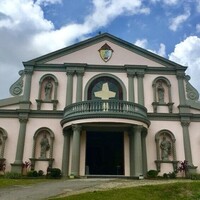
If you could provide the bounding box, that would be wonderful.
[160,136,171,161]
[157,81,165,103]
[44,80,53,100]
[40,133,50,159]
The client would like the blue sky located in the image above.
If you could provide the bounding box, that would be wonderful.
[0,0,200,98]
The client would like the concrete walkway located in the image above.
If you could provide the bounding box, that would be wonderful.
[0,178,193,200]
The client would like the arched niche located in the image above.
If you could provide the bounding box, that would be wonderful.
[84,73,127,101]
[0,128,8,158]
[155,129,178,172]
[152,76,174,113]
[30,127,55,170]
[36,74,59,110]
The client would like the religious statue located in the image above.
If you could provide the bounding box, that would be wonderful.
[160,136,171,161]
[157,81,165,103]
[44,80,53,100]
[40,133,50,158]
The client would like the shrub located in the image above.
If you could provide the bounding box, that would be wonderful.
[190,173,200,180]
[38,170,44,176]
[147,170,158,178]
[163,172,176,179]
[4,172,22,179]
[27,170,38,177]
[48,168,62,178]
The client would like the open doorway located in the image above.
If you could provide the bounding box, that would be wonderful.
[86,131,124,175]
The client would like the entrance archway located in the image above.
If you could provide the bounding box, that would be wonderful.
[86,131,124,175]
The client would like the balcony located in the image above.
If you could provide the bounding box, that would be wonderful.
[61,100,150,127]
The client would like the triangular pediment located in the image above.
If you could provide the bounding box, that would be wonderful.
[24,33,184,69]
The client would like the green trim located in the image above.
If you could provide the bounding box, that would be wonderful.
[31,63,185,74]
[84,73,127,101]
[23,33,186,69]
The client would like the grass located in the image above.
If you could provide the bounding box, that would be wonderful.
[53,181,200,200]
[0,178,50,188]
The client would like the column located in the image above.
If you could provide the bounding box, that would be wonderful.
[66,70,74,106]
[76,70,84,102]
[127,72,135,102]
[133,126,143,176]
[129,132,135,176]
[136,71,145,106]
[62,130,71,176]
[71,125,81,176]
[181,118,193,166]
[11,113,28,173]
[141,131,147,175]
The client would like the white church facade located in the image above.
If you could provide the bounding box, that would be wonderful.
[0,33,200,177]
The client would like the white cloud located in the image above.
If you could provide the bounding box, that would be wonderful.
[169,9,190,31]
[135,39,148,48]
[196,0,200,13]
[169,36,200,92]
[0,0,150,98]
[135,39,166,57]
[150,0,178,5]
[35,0,62,6]
[196,24,200,33]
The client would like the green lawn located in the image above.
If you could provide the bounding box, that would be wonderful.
[53,181,200,200]
[0,178,50,188]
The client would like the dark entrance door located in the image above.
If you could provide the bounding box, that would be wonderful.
[86,131,124,175]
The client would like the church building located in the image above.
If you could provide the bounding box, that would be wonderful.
[0,33,200,177]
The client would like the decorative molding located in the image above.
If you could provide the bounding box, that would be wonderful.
[176,71,185,79]
[181,120,190,127]
[185,75,199,101]
[9,70,24,96]
[18,113,29,123]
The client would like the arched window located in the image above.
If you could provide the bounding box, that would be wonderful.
[87,76,123,100]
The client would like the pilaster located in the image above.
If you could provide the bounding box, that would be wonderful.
[65,69,75,106]
[76,70,85,102]
[127,70,135,102]
[176,71,189,113]
[11,113,29,173]
[180,118,193,166]
[136,70,145,106]
[20,66,34,109]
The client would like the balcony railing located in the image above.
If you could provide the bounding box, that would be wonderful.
[61,100,150,126]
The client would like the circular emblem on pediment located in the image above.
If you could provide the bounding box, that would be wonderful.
[98,43,113,62]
